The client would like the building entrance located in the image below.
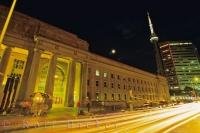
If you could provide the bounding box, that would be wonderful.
[52,58,70,108]
[0,47,28,112]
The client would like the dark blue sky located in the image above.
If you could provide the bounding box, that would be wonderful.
[1,0,200,73]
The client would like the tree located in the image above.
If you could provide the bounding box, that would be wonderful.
[169,89,182,96]
[184,86,193,96]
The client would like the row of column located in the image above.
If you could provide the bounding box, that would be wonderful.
[0,44,88,108]
[18,49,67,103]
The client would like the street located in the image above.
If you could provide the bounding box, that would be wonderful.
[1,103,200,133]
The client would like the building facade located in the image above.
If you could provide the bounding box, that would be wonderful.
[160,41,200,96]
[0,6,170,114]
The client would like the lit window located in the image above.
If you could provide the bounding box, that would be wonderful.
[112,94,114,100]
[96,70,100,76]
[96,93,99,101]
[13,59,25,70]
[87,92,90,99]
[103,72,107,77]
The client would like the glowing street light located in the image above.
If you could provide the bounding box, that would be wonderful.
[192,77,199,98]
[194,77,199,82]
[193,77,199,90]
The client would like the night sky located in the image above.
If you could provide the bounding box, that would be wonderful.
[1,0,200,73]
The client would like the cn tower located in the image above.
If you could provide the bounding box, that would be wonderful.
[147,12,165,75]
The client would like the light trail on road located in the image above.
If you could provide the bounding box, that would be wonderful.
[5,103,200,133]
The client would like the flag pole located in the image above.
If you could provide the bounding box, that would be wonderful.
[0,0,17,45]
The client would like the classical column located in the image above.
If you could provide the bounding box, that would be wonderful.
[80,62,87,105]
[18,48,41,101]
[67,61,76,107]
[45,54,57,97]
[90,69,95,101]
[0,47,12,88]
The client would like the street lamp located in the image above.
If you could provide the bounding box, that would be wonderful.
[194,77,199,82]
[192,77,199,99]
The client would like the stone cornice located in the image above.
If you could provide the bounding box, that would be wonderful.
[0,5,89,51]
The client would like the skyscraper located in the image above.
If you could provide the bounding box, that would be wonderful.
[147,13,165,76]
[160,41,200,95]
[147,13,200,98]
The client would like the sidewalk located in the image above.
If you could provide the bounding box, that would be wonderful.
[0,109,92,132]
[0,109,130,132]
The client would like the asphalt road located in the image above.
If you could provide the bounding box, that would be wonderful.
[4,103,200,133]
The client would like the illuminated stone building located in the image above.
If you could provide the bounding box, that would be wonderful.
[0,6,169,114]
[160,41,200,95]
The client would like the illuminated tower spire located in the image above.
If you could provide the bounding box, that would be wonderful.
[147,12,164,75]
[147,12,159,43]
